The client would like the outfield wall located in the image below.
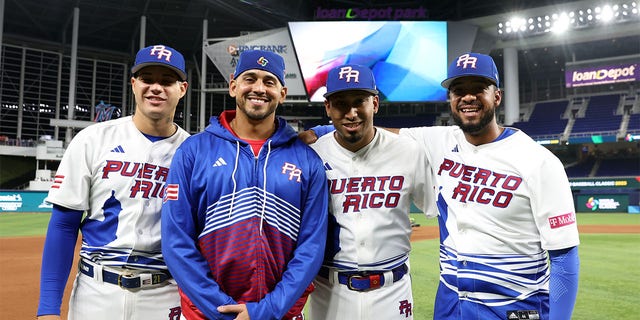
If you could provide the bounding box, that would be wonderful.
[3,187,638,214]
[570,177,640,213]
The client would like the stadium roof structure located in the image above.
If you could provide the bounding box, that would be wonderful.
[3,0,638,82]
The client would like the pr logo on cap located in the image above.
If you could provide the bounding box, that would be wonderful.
[148,45,174,62]
[323,64,378,98]
[455,54,478,69]
[440,52,499,89]
[131,44,187,81]
[337,66,362,84]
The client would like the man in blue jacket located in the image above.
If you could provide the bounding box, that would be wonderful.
[162,49,328,320]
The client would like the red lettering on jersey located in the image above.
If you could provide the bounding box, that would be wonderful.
[140,163,157,179]
[361,177,377,191]
[343,194,362,212]
[476,188,494,204]
[121,162,141,177]
[439,158,522,209]
[329,176,404,194]
[102,160,123,178]
[502,175,522,190]
[460,165,476,182]
[449,162,464,178]
[467,185,479,202]
[438,159,455,175]
[452,182,514,208]
[489,172,507,187]
[388,176,403,191]
[452,183,472,202]
[549,212,576,228]
[369,193,385,208]
[346,177,362,192]
[150,181,164,198]
[473,169,492,185]
[101,160,170,198]
[330,178,347,193]
[385,193,400,207]
[377,176,391,190]
[130,180,153,198]
[493,191,512,208]
[341,192,401,213]
[155,166,169,182]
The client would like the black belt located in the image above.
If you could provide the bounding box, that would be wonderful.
[79,259,171,289]
[318,264,408,292]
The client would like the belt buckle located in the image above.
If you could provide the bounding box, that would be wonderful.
[347,274,365,291]
[117,273,136,288]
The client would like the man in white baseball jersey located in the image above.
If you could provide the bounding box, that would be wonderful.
[37,44,190,320]
[307,64,436,320]
[303,53,581,320]
[400,52,580,320]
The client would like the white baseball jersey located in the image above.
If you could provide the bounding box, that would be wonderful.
[310,129,436,270]
[47,116,190,271]
[400,126,580,318]
[309,128,435,320]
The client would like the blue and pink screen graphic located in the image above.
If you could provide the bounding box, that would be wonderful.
[288,21,448,102]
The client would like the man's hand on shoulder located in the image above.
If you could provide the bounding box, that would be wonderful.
[298,130,318,145]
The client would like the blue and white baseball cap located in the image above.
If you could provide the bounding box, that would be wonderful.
[441,53,499,89]
[323,64,379,98]
[131,44,187,81]
[234,50,286,85]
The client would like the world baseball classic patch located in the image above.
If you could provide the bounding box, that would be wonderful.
[506,310,540,319]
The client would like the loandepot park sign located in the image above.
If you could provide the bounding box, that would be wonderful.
[314,6,428,20]
[565,55,639,88]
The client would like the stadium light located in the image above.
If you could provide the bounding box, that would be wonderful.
[497,1,639,39]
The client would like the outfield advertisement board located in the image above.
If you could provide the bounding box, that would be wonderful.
[0,191,51,213]
[576,194,629,213]
[569,177,640,189]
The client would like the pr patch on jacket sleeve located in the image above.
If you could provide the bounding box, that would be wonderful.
[163,184,179,202]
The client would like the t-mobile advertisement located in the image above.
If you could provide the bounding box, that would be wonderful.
[565,61,638,88]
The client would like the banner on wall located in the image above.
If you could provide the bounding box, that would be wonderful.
[576,194,629,213]
[0,191,51,213]
[565,55,639,88]
[203,28,306,97]
[569,177,640,189]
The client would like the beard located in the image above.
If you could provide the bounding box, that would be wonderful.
[237,99,277,121]
[451,104,495,135]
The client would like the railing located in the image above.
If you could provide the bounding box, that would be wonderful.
[0,138,38,147]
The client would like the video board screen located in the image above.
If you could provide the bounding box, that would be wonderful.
[288,21,448,102]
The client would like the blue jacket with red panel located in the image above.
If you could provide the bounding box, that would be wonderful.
[162,113,328,319]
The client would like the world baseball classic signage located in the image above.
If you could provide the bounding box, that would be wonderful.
[565,61,638,88]
[576,194,629,213]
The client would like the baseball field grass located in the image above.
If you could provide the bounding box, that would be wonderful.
[1,212,638,319]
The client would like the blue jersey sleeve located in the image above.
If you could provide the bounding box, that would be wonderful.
[245,150,329,319]
[548,246,580,320]
[161,145,236,319]
[37,205,83,316]
[310,125,335,138]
